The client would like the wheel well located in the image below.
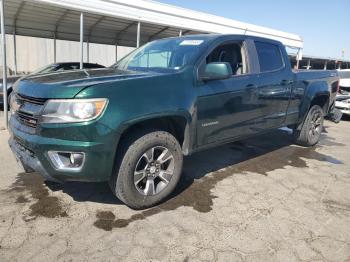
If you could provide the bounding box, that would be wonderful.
[8,87,12,100]
[109,116,188,182]
[119,116,188,149]
[310,95,329,114]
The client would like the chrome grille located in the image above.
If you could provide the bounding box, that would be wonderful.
[16,111,38,128]
[14,94,46,129]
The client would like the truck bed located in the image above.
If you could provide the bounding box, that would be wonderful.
[293,69,338,81]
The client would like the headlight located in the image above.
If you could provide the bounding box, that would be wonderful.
[41,98,108,123]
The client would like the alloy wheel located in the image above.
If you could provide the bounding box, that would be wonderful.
[309,110,323,139]
[133,146,175,196]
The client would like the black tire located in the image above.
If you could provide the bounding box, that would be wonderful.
[327,107,342,123]
[110,130,183,209]
[7,91,12,111]
[293,105,324,147]
[0,91,10,111]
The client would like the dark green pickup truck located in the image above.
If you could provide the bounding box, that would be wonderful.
[9,34,339,209]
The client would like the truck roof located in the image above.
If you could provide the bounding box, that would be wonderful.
[167,34,284,46]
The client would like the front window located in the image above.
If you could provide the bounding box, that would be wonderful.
[113,38,206,72]
[204,41,247,75]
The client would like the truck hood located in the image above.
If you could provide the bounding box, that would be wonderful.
[14,68,153,99]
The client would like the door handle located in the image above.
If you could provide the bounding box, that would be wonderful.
[281,80,292,86]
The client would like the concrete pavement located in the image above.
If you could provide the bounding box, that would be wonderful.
[0,117,349,261]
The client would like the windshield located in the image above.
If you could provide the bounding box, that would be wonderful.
[113,38,206,72]
[338,71,350,79]
[30,64,57,75]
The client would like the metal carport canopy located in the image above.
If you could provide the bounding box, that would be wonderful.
[4,0,303,48]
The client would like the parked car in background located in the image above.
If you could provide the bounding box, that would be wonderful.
[337,69,350,91]
[9,34,339,209]
[0,62,105,109]
[335,69,350,116]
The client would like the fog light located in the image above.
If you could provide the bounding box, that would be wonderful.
[48,151,85,171]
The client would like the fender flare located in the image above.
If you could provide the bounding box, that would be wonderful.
[297,81,329,129]
[116,110,194,155]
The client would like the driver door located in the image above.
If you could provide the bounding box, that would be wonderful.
[196,39,261,146]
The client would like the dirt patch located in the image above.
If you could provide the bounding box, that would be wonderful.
[94,210,156,231]
[93,211,116,231]
[16,195,30,203]
[323,199,350,214]
[6,173,68,219]
[94,131,343,230]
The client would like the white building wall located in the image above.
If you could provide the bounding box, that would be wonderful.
[0,34,135,75]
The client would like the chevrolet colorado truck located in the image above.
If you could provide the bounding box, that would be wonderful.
[8,34,339,209]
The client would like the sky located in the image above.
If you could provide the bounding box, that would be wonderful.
[157,0,350,60]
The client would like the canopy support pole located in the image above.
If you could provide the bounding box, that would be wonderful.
[179,30,182,37]
[295,48,302,70]
[13,31,17,75]
[136,21,140,48]
[86,40,89,63]
[323,61,327,70]
[115,42,118,63]
[79,12,84,69]
[53,33,56,63]
[1,0,8,128]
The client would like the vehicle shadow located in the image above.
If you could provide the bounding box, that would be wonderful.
[47,127,341,209]
[47,129,294,205]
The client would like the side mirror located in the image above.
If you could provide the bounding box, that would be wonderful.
[200,62,232,81]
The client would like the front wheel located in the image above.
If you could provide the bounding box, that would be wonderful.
[293,105,324,147]
[110,131,183,209]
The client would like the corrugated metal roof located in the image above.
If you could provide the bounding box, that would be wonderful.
[3,0,303,48]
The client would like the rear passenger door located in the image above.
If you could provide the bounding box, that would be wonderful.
[253,41,293,130]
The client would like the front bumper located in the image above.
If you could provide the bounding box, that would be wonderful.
[8,116,119,182]
[9,137,62,183]
[335,101,350,115]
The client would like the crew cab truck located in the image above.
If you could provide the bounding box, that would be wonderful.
[8,34,339,209]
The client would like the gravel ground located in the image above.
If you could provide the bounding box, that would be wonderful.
[0,115,349,261]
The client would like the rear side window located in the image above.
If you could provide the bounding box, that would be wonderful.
[255,41,284,72]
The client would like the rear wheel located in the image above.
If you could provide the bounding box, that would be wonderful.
[294,105,324,146]
[110,130,183,209]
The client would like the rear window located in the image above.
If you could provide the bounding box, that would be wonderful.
[255,41,284,72]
